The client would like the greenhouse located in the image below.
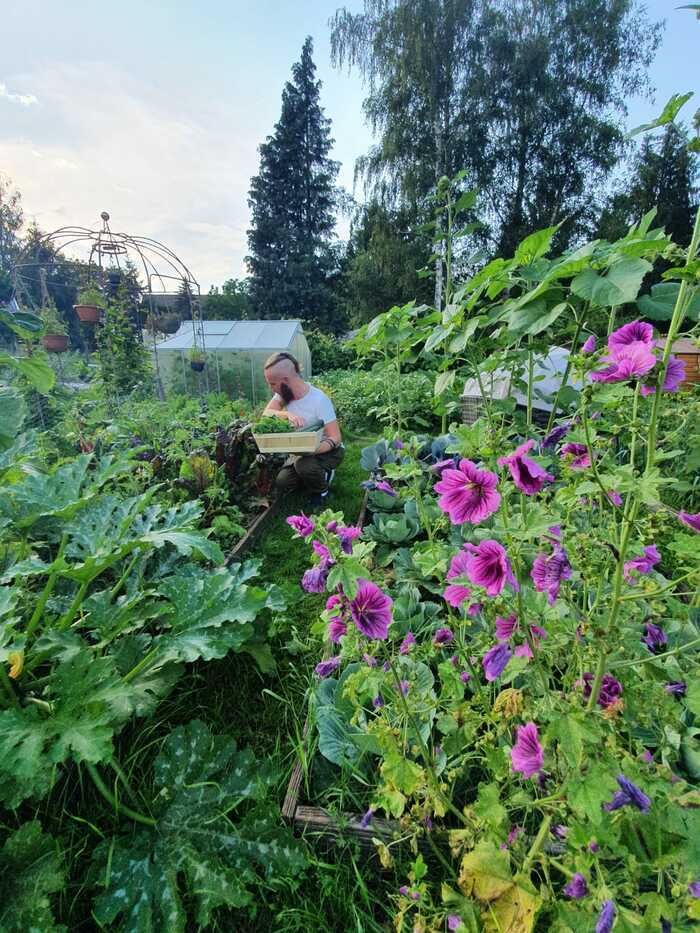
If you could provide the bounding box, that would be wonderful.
[153,319,311,403]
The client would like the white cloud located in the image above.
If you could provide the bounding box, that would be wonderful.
[0,63,257,288]
[0,81,38,106]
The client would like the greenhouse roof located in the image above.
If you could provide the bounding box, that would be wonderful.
[156,320,303,352]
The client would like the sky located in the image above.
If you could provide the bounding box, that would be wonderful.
[1,0,698,291]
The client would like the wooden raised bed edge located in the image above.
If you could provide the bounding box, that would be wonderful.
[225,498,280,565]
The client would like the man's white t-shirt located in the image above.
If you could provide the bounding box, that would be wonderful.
[272,383,337,428]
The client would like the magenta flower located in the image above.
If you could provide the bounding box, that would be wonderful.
[338,525,362,554]
[312,540,332,566]
[511,722,544,778]
[301,566,327,593]
[531,545,572,604]
[596,900,616,933]
[460,670,471,683]
[607,490,623,507]
[434,459,501,524]
[560,443,591,470]
[287,512,315,537]
[623,544,660,583]
[328,618,347,642]
[689,882,700,898]
[498,439,554,495]
[603,774,651,813]
[482,643,512,681]
[315,656,341,678]
[396,679,410,696]
[590,344,657,383]
[363,653,377,667]
[399,631,416,654]
[433,627,454,646]
[326,594,341,611]
[642,622,667,653]
[374,479,396,496]
[541,422,571,449]
[372,694,384,709]
[495,614,518,640]
[640,354,686,396]
[349,579,393,640]
[515,642,533,659]
[464,540,518,597]
[447,916,463,932]
[665,681,686,696]
[359,808,373,829]
[563,873,588,899]
[581,334,597,354]
[582,672,622,709]
[431,456,459,474]
[443,549,474,608]
[678,511,700,533]
[608,320,654,356]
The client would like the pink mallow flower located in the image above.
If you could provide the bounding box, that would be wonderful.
[559,443,591,470]
[590,344,657,384]
[495,614,518,640]
[498,439,554,495]
[581,334,596,354]
[640,354,686,396]
[608,320,654,356]
[482,643,512,681]
[623,545,660,583]
[328,618,347,642]
[464,540,518,597]
[443,549,473,609]
[511,722,544,778]
[531,545,572,604]
[286,512,315,537]
[434,459,501,525]
[349,579,393,640]
[678,511,700,533]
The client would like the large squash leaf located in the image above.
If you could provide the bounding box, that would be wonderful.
[92,720,306,932]
[0,821,66,933]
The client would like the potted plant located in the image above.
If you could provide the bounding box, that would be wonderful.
[40,300,69,352]
[189,349,206,372]
[74,286,105,324]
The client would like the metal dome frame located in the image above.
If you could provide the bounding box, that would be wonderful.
[10,211,208,393]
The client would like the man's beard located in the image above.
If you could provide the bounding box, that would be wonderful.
[279,382,295,404]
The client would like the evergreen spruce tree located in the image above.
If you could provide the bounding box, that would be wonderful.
[246,37,342,331]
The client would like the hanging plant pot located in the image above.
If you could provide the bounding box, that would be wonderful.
[190,360,206,373]
[74,303,101,324]
[42,334,69,352]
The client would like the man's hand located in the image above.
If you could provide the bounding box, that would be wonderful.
[286,412,305,428]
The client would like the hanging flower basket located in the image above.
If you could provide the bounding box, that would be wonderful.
[42,334,69,352]
[74,303,101,324]
[190,360,206,372]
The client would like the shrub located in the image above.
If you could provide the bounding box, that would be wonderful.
[307,328,357,373]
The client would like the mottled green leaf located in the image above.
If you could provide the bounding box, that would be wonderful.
[0,821,66,933]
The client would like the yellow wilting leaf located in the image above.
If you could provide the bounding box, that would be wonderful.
[7,650,23,679]
[458,843,541,933]
[493,688,524,719]
[373,839,394,870]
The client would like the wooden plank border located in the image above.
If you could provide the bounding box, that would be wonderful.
[225,498,280,565]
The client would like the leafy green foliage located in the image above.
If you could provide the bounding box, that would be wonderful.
[92,720,306,931]
[0,821,66,933]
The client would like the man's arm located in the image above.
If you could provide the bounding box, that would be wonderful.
[316,419,342,454]
[262,397,305,427]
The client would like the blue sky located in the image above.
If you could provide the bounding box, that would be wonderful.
[1,0,697,289]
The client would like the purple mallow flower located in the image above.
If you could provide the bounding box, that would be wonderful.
[443,550,473,609]
[338,525,362,554]
[464,540,518,597]
[372,695,384,709]
[642,622,667,653]
[397,679,411,696]
[460,671,471,683]
[591,344,657,384]
[623,544,660,583]
[399,631,416,655]
[563,873,588,899]
[607,490,623,507]
[359,809,373,829]
[434,458,501,525]
[312,540,332,566]
[315,656,341,678]
[678,511,700,533]
[581,334,597,354]
[640,354,686,396]
[582,672,622,709]
[374,479,396,496]
[349,579,393,640]
[596,900,616,933]
[433,627,454,646]
[483,643,512,681]
[665,681,686,696]
[326,594,341,611]
[531,545,572,604]
[688,882,700,898]
[511,722,544,778]
[328,618,347,642]
[603,774,651,813]
[302,566,327,593]
[541,422,571,449]
[495,614,518,640]
[560,443,591,470]
[609,320,654,355]
[552,824,568,840]
[447,915,462,931]
[286,513,315,537]
[498,439,554,495]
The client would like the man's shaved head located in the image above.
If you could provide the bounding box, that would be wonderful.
[264,352,303,403]
[265,356,297,379]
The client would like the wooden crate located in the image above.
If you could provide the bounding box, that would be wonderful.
[252,428,323,455]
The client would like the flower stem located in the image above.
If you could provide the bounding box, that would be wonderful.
[522,814,552,876]
[86,762,156,827]
[545,312,582,433]
[25,533,67,640]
